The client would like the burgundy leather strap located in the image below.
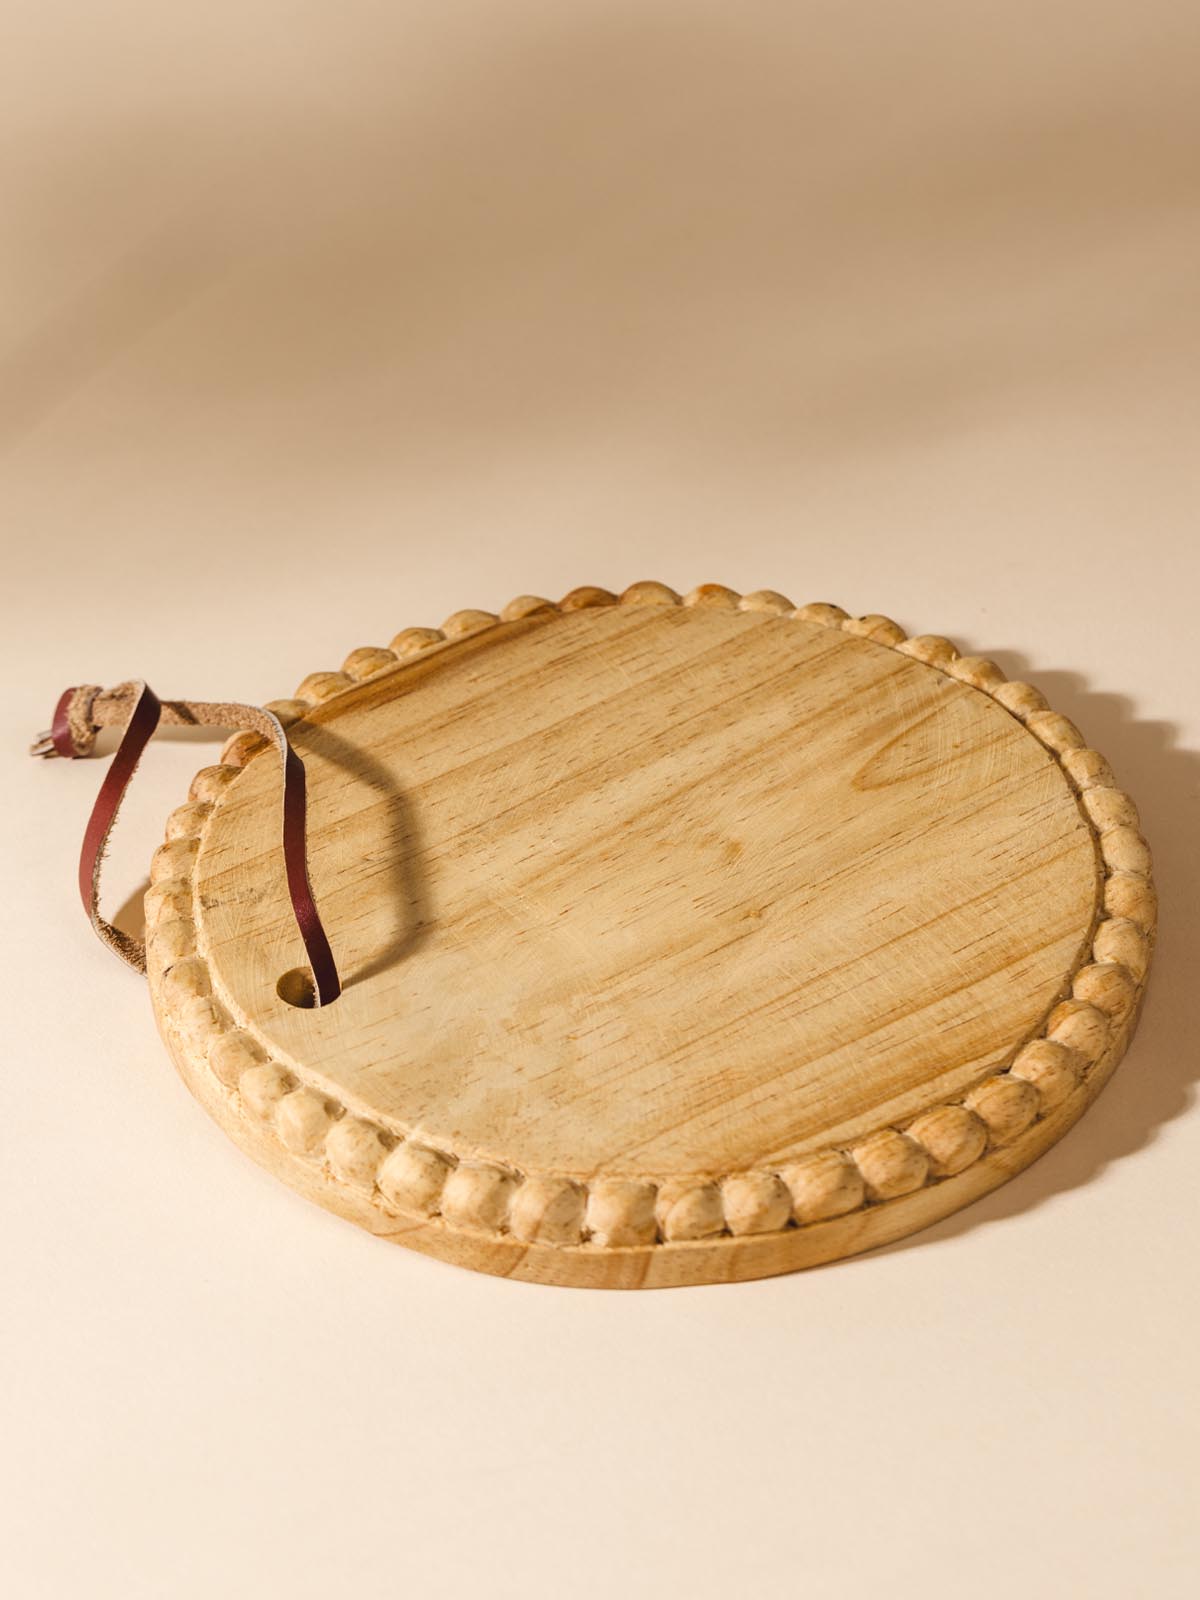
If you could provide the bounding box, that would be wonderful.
[50,687,81,760]
[279,742,340,1005]
[34,682,340,1006]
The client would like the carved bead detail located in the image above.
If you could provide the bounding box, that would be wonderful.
[992,681,1048,719]
[1092,919,1150,981]
[907,1105,988,1176]
[1100,827,1152,878]
[263,698,309,727]
[1103,872,1157,931]
[240,1063,295,1119]
[377,1143,452,1214]
[1025,710,1086,753]
[721,1172,793,1235]
[207,1030,264,1089]
[164,801,212,841]
[852,1130,928,1200]
[1081,788,1140,832]
[389,627,444,657]
[1010,1039,1082,1110]
[441,609,498,639]
[738,590,794,614]
[560,586,618,610]
[440,1164,517,1231]
[620,581,680,607]
[500,595,558,621]
[509,1177,586,1245]
[947,655,1005,690]
[295,671,352,704]
[341,646,398,681]
[656,1181,726,1241]
[780,1151,865,1223]
[1073,961,1137,1018]
[683,584,741,609]
[1059,748,1115,790]
[275,1090,336,1154]
[843,614,906,645]
[153,917,196,964]
[1046,999,1110,1064]
[189,765,240,803]
[794,602,849,627]
[161,956,210,1005]
[325,1117,389,1189]
[219,731,270,768]
[964,1074,1040,1144]
[177,994,222,1044]
[144,879,192,928]
[897,634,958,667]
[585,1179,658,1246]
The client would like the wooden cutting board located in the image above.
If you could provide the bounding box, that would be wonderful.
[146,584,1155,1287]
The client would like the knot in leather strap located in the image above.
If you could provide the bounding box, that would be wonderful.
[32,681,341,1006]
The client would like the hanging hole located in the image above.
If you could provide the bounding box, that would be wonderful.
[277,967,317,1008]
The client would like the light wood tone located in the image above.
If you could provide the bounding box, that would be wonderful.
[201,606,1097,1170]
[146,586,1155,1287]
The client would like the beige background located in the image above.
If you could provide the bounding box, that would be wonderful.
[2,4,1198,1596]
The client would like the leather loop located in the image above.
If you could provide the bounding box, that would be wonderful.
[50,684,102,758]
[35,682,341,1005]
[51,686,81,758]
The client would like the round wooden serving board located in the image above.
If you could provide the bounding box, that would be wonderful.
[145,585,1155,1287]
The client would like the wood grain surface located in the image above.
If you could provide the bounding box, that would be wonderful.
[145,588,1154,1286]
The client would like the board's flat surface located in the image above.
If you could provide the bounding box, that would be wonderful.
[145,588,1154,1286]
[201,604,1095,1171]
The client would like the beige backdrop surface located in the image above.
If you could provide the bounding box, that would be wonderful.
[2,4,1198,1597]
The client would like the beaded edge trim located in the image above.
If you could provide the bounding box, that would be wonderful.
[144,583,1156,1252]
